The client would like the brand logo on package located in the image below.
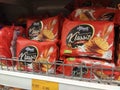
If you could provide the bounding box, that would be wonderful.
[18,46,38,64]
[66,24,94,48]
[28,21,43,39]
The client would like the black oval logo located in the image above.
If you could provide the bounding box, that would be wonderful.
[18,46,38,64]
[66,24,94,48]
[28,21,43,39]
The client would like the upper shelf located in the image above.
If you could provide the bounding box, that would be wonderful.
[0,0,71,23]
[0,0,120,23]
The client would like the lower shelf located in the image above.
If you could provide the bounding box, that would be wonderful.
[0,70,120,90]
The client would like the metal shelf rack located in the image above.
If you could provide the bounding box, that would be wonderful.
[0,57,120,90]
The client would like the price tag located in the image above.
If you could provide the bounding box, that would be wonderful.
[32,79,59,90]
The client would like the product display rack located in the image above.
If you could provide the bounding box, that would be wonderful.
[0,0,120,90]
[0,57,120,90]
[0,70,120,90]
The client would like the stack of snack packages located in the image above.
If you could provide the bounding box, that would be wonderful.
[0,26,14,67]
[16,15,59,73]
[0,0,120,81]
[57,2,120,81]
[0,25,25,68]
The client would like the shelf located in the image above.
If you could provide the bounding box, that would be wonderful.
[0,0,120,90]
[0,70,120,90]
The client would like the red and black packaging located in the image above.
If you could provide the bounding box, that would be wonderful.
[57,57,115,80]
[60,19,114,60]
[69,7,118,23]
[26,16,59,43]
[16,37,58,72]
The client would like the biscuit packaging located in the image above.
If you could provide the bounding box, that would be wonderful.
[25,13,49,30]
[57,57,115,79]
[0,26,14,66]
[27,16,59,43]
[69,8,96,21]
[69,7,118,22]
[60,19,114,60]
[57,57,95,78]
[16,37,58,72]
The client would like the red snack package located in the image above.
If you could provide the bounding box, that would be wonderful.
[69,7,118,22]
[0,26,14,66]
[27,16,59,43]
[57,57,115,78]
[60,19,114,60]
[68,7,96,21]
[26,14,50,37]
[26,18,38,32]
[94,8,118,21]
[16,37,58,72]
